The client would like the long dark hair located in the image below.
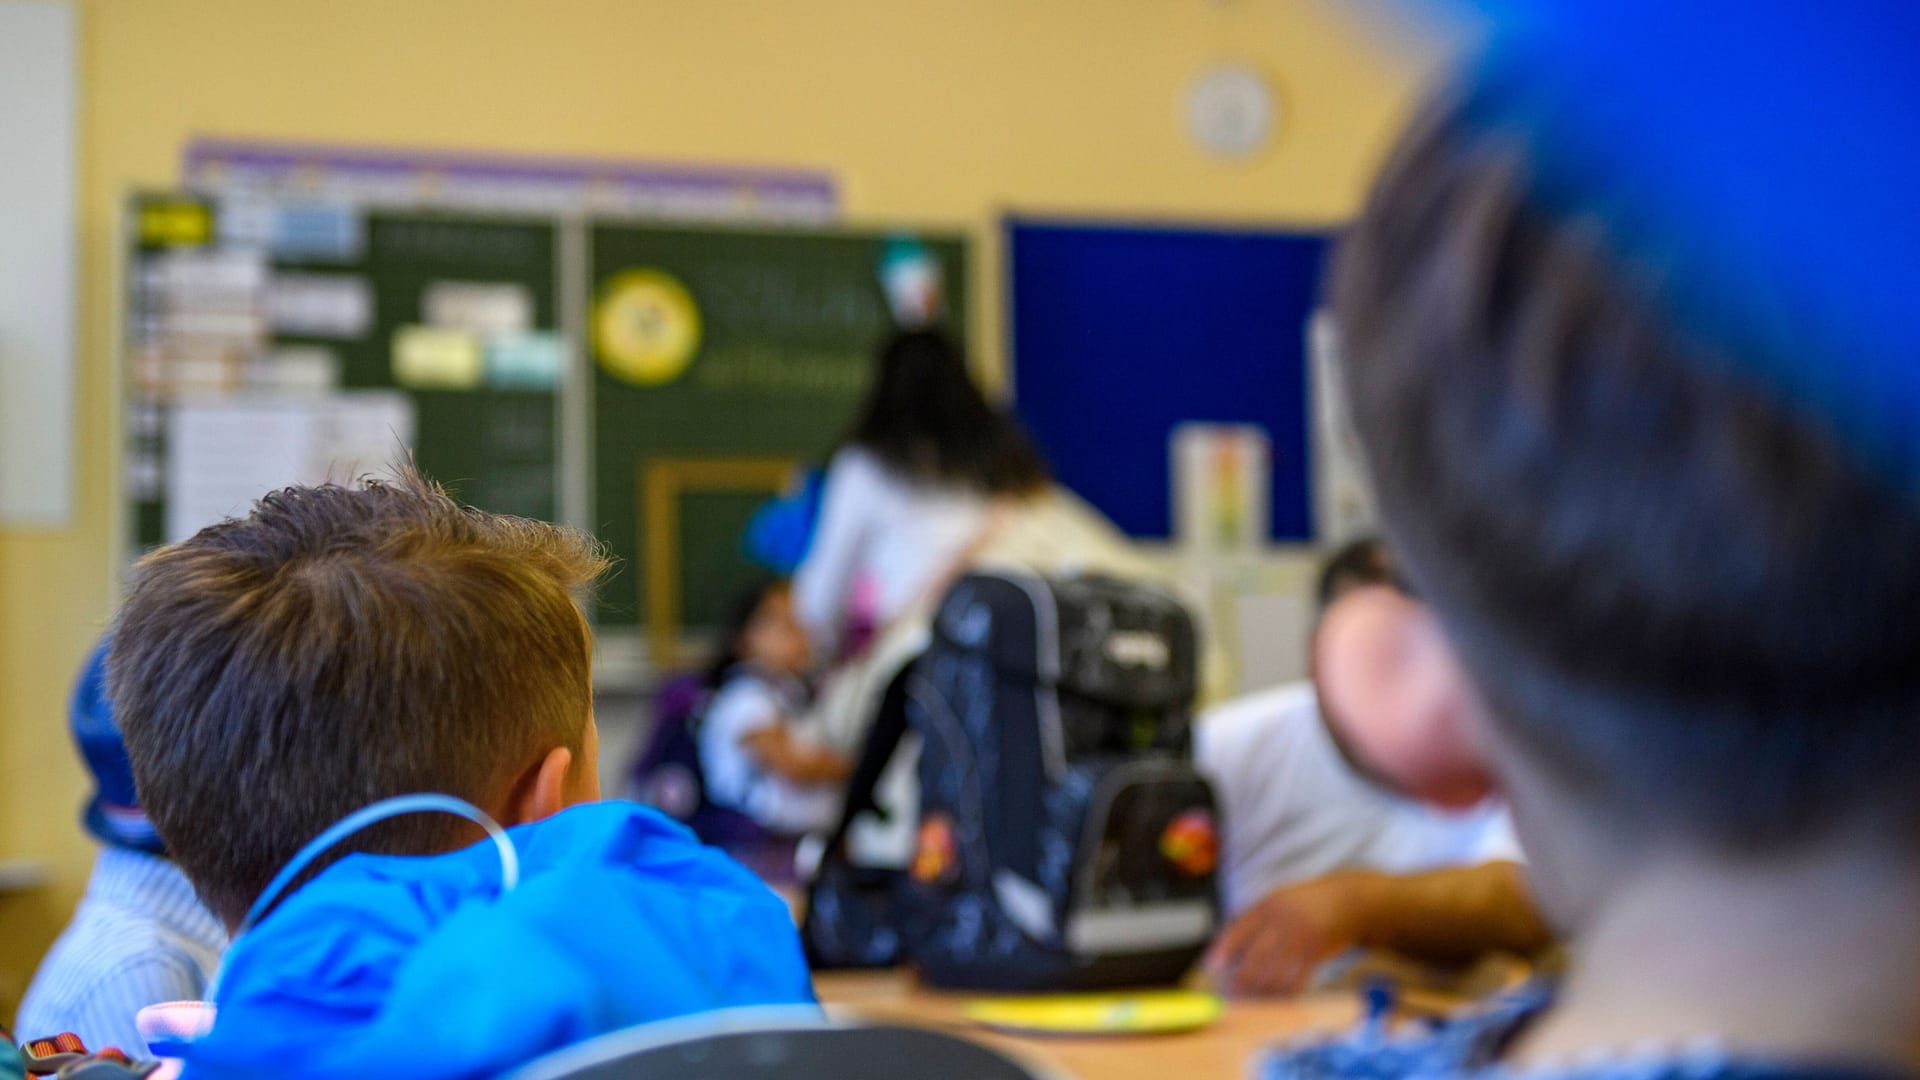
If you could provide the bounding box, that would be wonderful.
[841,330,1050,495]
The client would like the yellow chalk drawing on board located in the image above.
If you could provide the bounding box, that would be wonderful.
[594,270,701,386]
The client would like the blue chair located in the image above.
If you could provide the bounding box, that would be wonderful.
[503,1010,1057,1080]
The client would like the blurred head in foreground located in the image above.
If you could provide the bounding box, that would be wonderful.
[1332,40,1920,941]
[1309,537,1494,812]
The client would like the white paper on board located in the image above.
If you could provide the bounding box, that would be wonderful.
[312,392,413,485]
[265,273,373,338]
[166,402,314,542]
[161,308,266,341]
[215,196,277,250]
[251,346,341,395]
[164,393,416,542]
[423,281,533,339]
[148,248,267,305]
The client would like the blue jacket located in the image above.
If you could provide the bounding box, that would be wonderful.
[186,801,816,1078]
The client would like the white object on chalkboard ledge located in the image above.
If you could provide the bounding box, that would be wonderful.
[1185,63,1277,159]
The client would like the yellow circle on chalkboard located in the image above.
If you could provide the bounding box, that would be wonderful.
[594,270,702,386]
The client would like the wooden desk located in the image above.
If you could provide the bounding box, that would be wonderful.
[815,970,1359,1080]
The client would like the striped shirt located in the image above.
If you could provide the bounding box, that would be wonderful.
[15,848,226,1056]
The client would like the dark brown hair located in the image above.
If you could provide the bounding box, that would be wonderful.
[1332,93,1920,849]
[110,469,609,925]
[842,330,1050,496]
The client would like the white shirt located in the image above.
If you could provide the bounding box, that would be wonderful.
[793,447,988,655]
[699,668,843,836]
[1195,681,1521,916]
[16,847,227,1055]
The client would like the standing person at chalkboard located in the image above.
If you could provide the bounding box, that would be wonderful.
[792,330,1050,662]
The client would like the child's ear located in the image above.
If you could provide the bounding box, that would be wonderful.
[503,745,576,827]
[1399,603,1499,809]
[1314,585,1499,809]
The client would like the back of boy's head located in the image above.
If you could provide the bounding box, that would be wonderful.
[1332,90,1920,853]
[1314,537,1394,615]
[110,470,609,926]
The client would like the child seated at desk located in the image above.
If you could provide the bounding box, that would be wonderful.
[1201,540,1548,997]
[106,471,815,1078]
[1267,3,1920,1077]
[700,578,852,847]
[15,639,225,1057]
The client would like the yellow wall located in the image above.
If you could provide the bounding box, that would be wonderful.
[0,0,1446,1006]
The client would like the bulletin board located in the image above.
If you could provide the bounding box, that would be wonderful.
[588,223,968,632]
[1007,218,1329,543]
[126,193,562,550]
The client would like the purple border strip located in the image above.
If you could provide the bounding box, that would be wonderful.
[183,136,838,201]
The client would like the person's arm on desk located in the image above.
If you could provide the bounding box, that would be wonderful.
[1206,861,1549,996]
[741,726,853,785]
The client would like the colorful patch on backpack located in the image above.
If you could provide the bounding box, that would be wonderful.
[1159,808,1218,876]
[912,812,959,885]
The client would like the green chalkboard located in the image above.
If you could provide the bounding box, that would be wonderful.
[124,193,971,659]
[587,223,968,637]
[313,213,560,522]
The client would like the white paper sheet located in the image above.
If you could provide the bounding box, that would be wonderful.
[312,393,413,484]
[423,280,532,339]
[251,346,341,395]
[147,248,267,305]
[166,402,312,542]
[164,393,415,541]
[265,273,373,338]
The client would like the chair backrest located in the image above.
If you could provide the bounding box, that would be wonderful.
[624,671,786,863]
[502,1010,1060,1080]
[624,673,709,816]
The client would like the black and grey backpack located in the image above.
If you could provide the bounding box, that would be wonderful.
[803,569,1220,991]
